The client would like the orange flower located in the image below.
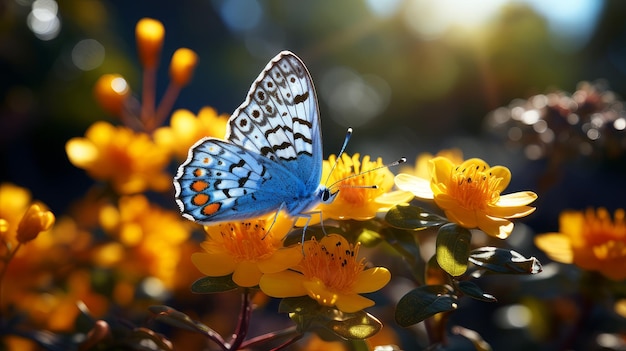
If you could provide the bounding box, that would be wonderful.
[169,48,198,87]
[260,234,391,313]
[400,148,464,179]
[16,204,55,244]
[192,213,301,288]
[97,195,192,290]
[66,121,171,194]
[154,107,229,160]
[313,153,412,221]
[135,18,165,69]
[396,157,537,238]
[0,183,33,250]
[93,74,130,115]
[535,208,626,281]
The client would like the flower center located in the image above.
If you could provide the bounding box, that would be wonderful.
[215,221,277,262]
[583,208,626,259]
[330,155,387,206]
[449,163,501,210]
[299,237,364,293]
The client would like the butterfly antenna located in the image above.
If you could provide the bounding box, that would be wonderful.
[324,127,353,186]
[328,157,407,191]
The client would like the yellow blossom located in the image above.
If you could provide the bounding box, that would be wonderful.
[153,107,229,159]
[65,121,171,194]
[400,148,464,179]
[191,213,301,288]
[169,48,199,87]
[535,208,626,281]
[93,74,130,116]
[97,195,192,290]
[396,157,537,238]
[260,234,391,313]
[0,183,33,250]
[313,153,413,221]
[16,204,55,244]
[135,18,164,69]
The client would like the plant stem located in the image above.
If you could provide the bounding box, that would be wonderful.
[0,243,22,321]
[227,289,252,350]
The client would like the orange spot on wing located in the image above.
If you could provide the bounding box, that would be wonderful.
[191,180,209,192]
[203,157,210,164]
[192,194,209,206]
[202,203,221,216]
[193,168,204,177]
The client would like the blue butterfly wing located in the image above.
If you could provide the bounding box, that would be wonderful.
[174,138,307,223]
[227,51,322,192]
[174,51,323,223]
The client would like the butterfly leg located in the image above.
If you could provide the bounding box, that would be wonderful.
[262,202,287,240]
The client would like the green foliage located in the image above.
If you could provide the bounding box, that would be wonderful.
[279,296,382,340]
[385,204,447,230]
[456,281,497,302]
[191,274,240,293]
[469,247,542,275]
[395,285,458,327]
[436,224,472,277]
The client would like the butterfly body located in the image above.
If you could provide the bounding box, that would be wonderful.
[174,51,336,225]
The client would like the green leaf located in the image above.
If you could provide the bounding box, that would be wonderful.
[190,274,239,293]
[381,228,423,283]
[149,305,214,335]
[436,224,472,277]
[395,285,457,327]
[385,204,447,230]
[278,296,382,340]
[469,247,542,275]
[457,281,497,302]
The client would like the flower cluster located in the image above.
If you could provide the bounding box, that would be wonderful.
[535,208,626,281]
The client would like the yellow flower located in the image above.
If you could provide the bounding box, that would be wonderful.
[154,107,229,160]
[169,48,198,87]
[135,18,165,69]
[400,148,464,179]
[314,153,413,221]
[66,121,171,194]
[0,183,33,249]
[259,234,391,313]
[16,204,55,244]
[93,74,130,116]
[97,195,192,289]
[191,213,301,288]
[396,157,537,238]
[535,208,626,281]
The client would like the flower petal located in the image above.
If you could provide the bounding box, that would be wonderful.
[496,192,538,207]
[430,157,455,185]
[488,166,511,191]
[257,246,303,273]
[487,204,536,219]
[394,174,433,199]
[232,261,263,287]
[352,267,391,293]
[259,270,308,298]
[476,215,514,239]
[335,293,375,313]
[442,205,479,228]
[191,252,237,276]
[303,279,338,307]
[534,233,574,264]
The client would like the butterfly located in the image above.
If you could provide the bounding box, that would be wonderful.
[174,51,338,226]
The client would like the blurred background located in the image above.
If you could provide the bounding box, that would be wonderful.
[2,1,626,349]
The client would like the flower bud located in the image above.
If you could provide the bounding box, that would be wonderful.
[94,74,130,115]
[169,48,198,87]
[16,204,55,244]
[135,18,165,69]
